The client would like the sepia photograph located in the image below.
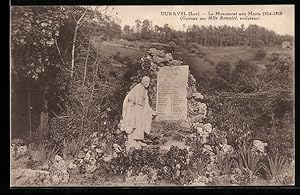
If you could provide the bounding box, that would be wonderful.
[10,5,295,186]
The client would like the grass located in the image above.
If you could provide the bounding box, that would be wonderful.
[35,144,60,164]
[194,159,207,176]
[93,40,144,62]
[205,46,254,65]
[234,144,262,176]
[215,147,233,175]
[62,136,87,159]
[258,152,286,181]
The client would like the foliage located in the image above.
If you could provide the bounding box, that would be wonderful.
[258,152,286,181]
[128,147,160,175]
[11,6,67,80]
[101,153,130,177]
[11,6,123,141]
[168,41,177,53]
[200,54,294,156]
[251,40,264,48]
[44,145,61,163]
[254,48,267,60]
[46,13,124,145]
[188,145,210,177]
[96,146,194,185]
[62,136,87,159]
[155,146,192,185]
[232,60,259,93]
[215,147,234,175]
[194,160,207,177]
[141,19,152,40]
[214,60,233,91]
[122,21,293,47]
[29,143,60,166]
[234,144,262,177]
[272,159,294,185]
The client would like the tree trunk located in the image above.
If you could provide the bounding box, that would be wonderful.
[39,100,49,140]
[70,8,88,78]
[82,39,91,87]
[28,88,31,137]
[28,87,32,151]
[71,25,78,78]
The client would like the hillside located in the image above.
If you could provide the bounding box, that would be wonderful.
[96,39,293,77]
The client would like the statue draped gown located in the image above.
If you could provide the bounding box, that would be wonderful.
[120,83,153,142]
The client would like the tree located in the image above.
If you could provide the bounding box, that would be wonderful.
[141,19,152,39]
[108,20,122,40]
[232,60,259,93]
[123,25,131,34]
[11,6,69,139]
[11,6,66,81]
[67,6,97,78]
[117,22,293,48]
[11,6,119,140]
[163,24,171,41]
[216,61,232,83]
[135,19,141,33]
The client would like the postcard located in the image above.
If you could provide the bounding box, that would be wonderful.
[10,5,294,186]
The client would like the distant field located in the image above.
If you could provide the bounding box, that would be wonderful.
[94,39,294,76]
[205,46,255,65]
[178,46,293,76]
[92,40,145,62]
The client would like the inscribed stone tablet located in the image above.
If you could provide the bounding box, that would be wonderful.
[156,65,189,120]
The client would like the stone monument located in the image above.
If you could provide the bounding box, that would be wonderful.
[156,65,189,121]
[123,48,214,150]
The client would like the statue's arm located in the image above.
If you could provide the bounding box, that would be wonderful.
[145,93,157,116]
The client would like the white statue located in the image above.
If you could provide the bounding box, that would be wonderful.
[120,76,157,149]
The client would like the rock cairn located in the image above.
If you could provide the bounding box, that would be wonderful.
[128,48,213,144]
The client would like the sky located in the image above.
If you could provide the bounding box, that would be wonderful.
[103,5,294,36]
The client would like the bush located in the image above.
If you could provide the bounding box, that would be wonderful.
[121,33,141,42]
[113,51,121,61]
[204,53,294,160]
[62,136,87,159]
[254,48,267,60]
[213,61,233,91]
[168,41,177,52]
[252,40,264,48]
[234,144,262,175]
[155,146,192,185]
[258,152,286,181]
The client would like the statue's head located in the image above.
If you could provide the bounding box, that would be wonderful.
[141,76,150,88]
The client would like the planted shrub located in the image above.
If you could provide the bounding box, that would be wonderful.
[258,152,287,181]
[215,147,234,175]
[62,136,87,159]
[234,144,262,178]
